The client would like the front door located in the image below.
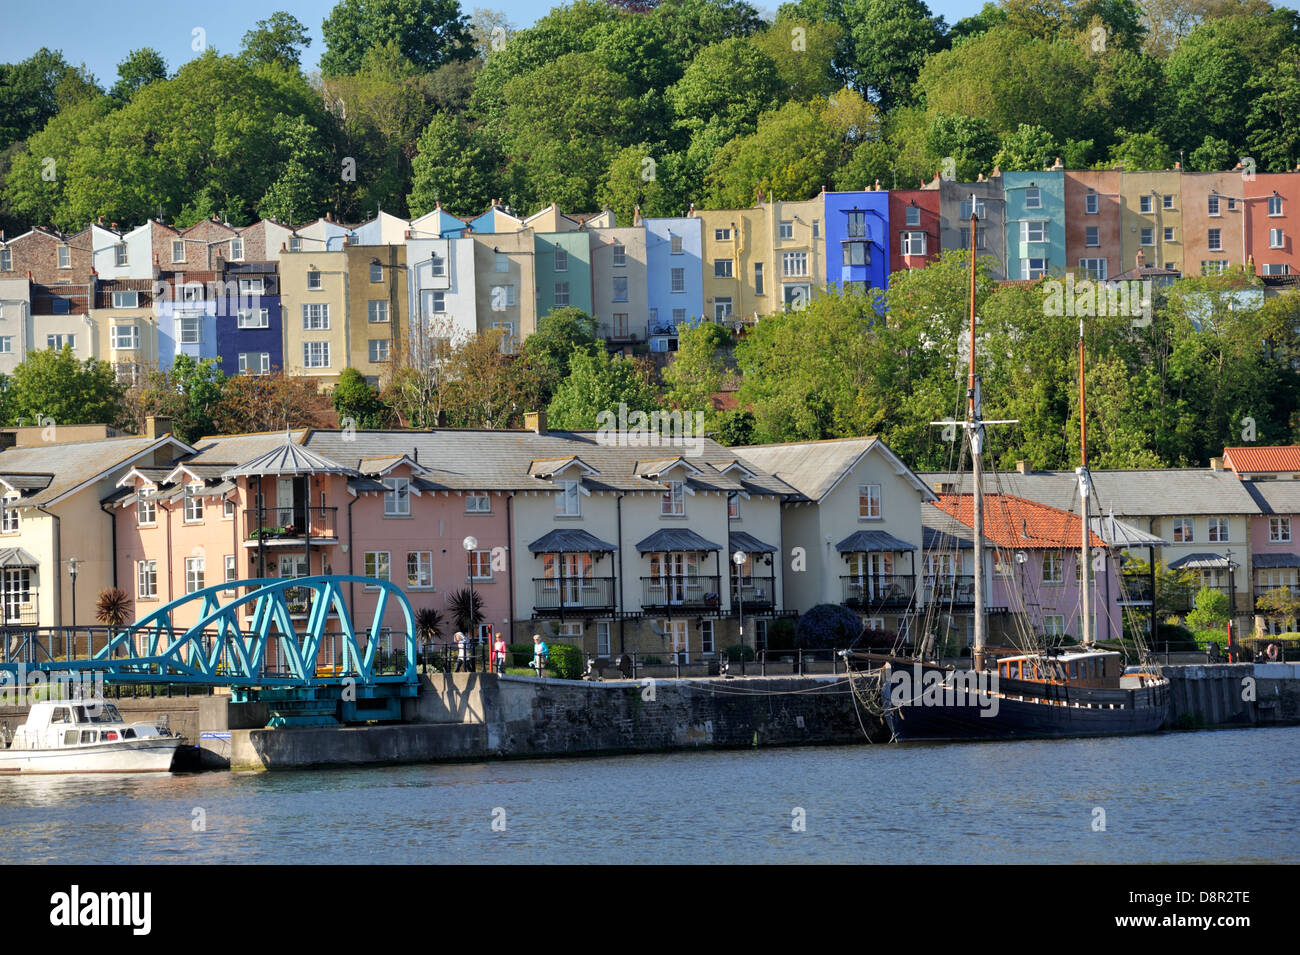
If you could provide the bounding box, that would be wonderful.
[276,477,296,528]
[3,568,31,623]
[561,554,589,607]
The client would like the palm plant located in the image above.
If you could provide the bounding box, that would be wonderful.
[446,588,483,636]
[415,607,444,668]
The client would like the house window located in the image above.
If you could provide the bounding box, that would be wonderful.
[57,246,71,268]
[469,549,492,579]
[1042,551,1064,584]
[368,300,389,323]
[1025,187,1041,208]
[230,238,244,261]
[1263,264,1291,275]
[0,337,10,354]
[238,278,264,295]
[1164,227,1175,242]
[1140,228,1154,246]
[554,247,568,272]
[1043,614,1065,637]
[1085,226,1099,247]
[492,321,516,354]
[904,207,921,228]
[714,227,732,241]
[611,276,628,302]
[1085,193,1098,214]
[959,199,986,219]
[223,498,235,519]
[662,480,685,516]
[383,477,410,516]
[490,285,516,307]
[288,236,302,252]
[859,484,881,519]
[1208,517,1229,542]
[1172,518,1193,542]
[1208,229,1222,251]
[302,303,329,329]
[1021,220,1046,243]
[842,240,869,266]
[959,227,985,250]
[1271,229,1285,249]
[1269,517,1291,542]
[185,557,205,594]
[1201,260,1229,275]
[670,267,685,292]
[754,262,764,295]
[612,243,626,267]
[0,248,9,270]
[369,262,383,282]
[407,551,433,589]
[1208,195,1220,216]
[427,290,446,314]
[136,495,155,525]
[1163,194,1173,209]
[779,221,793,239]
[994,552,1014,577]
[47,334,75,350]
[714,297,732,320]
[303,341,331,368]
[111,290,138,309]
[0,504,18,533]
[137,560,157,599]
[597,620,612,656]
[847,211,867,237]
[184,485,204,522]
[180,316,201,344]
[368,339,390,362]
[781,251,808,276]
[1078,258,1107,280]
[556,479,580,516]
[172,241,185,263]
[465,492,490,513]
[714,258,733,278]
[700,619,714,655]
[1269,196,1284,216]
[612,313,629,338]
[1140,195,1153,214]
[364,551,390,583]
[237,308,269,328]
[111,324,139,349]
[307,271,321,290]
[1022,258,1047,279]
[238,352,270,375]
[494,252,508,272]
[429,253,445,277]
[728,495,740,519]
[672,307,686,326]
[670,235,683,254]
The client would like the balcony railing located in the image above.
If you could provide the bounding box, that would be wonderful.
[921,575,976,606]
[842,574,915,609]
[1255,583,1298,599]
[245,506,338,542]
[1118,575,1155,603]
[2,590,39,626]
[731,575,775,612]
[1162,584,1237,615]
[532,577,616,614]
[640,575,722,611]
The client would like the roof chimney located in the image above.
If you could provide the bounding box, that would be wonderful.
[145,415,173,439]
[1210,456,1224,471]
[524,411,547,435]
[1016,460,1030,474]
[1135,248,1146,270]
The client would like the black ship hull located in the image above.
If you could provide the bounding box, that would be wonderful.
[882,665,1170,742]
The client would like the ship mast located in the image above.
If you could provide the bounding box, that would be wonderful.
[1077,319,1093,646]
[968,204,986,672]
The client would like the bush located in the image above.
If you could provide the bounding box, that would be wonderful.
[724,644,755,662]
[507,641,583,678]
[1155,622,1197,650]
[766,617,796,652]
[795,603,862,650]
[1191,628,1228,650]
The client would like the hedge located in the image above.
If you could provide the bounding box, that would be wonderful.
[507,641,583,679]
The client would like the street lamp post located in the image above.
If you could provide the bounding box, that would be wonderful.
[733,550,746,660]
[464,536,479,668]
[67,556,80,655]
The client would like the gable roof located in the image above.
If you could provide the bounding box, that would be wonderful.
[0,435,192,507]
[1244,480,1300,515]
[1223,446,1300,475]
[931,493,1106,549]
[739,437,936,503]
[223,439,357,478]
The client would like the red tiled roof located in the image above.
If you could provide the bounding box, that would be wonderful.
[1222,446,1300,474]
[933,493,1105,549]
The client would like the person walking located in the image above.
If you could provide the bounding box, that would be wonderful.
[493,632,507,673]
[454,631,468,672]
[531,633,549,677]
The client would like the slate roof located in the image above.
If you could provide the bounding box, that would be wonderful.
[836,530,917,553]
[0,547,38,567]
[528,528,619,553]
[1252,553,1300,568]
[1244,480,1300,515]
[0,436,190,507]
[635,528,723,552]
[729,530,777,554]
[931,493,1106,549]
[918,467,1261,517]
[223,440,358,478]
[1223,446,1300,474]
[302,430,798,497]
[1168,552,1236,569]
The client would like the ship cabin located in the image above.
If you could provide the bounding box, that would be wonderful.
[995,650,1122,688]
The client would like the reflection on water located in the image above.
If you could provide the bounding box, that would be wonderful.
[2,727,1298,864]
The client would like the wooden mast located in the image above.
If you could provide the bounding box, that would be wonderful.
[969,201,986,671]
[1078,319,1093,646]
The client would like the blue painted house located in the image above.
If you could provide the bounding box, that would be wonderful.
[215,263,283,375]
[643,215,703,352]
[1004,169,1066,280]
[156,271,219,370]
[823,190,890,306]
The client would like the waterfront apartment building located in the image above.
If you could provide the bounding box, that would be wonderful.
[589,225,648,345]
[1119,170,1184,276]
[928,172,1008,279]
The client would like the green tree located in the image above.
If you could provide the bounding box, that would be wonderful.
[8,348,124,426]
[667,38,783,144]
[703,100,839,207]
[717,408,756,445]
[108,48,167,104]
[1105,129,1174,170]
[1188,135,1232,171]
[522,307,600,403]
[258,114,332,224]
[546,350,662,430]
[926,113,1000,181]
[994,123,1061,171]
[662,322,733,427]
[653,0,766,63]
[332,367,390,427]
[320,0,475,75]
[0,49,87,151]
[750,18,843,101]
[1185,585,1231,630]
[241,12,313,67]
[597,143,676,224]
[842,0,946,111]
[122,355,226,444]
[408,112,500,217]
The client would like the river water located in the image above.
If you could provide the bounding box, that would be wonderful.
[2,726,1297,864]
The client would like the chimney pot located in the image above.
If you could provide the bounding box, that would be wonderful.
[524,411,547,435]
[1210,456,1224,471]
[145,415,173,439]
[1016,460,1030,474]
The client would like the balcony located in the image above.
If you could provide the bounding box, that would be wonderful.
[532,577,616,616]
[731,575,775,613]
[1162,584,1237,615]
[1118,575,1155,603]
[640,575,722,613]
[244,506,339,545]
[2,590,39,626]
[921,574,976,606]
[1255,583,1298,599]
[842,575,915,610]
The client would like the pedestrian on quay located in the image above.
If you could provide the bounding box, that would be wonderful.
[454,631,468,672]
[531,633,549,678]
[493,632,508,673]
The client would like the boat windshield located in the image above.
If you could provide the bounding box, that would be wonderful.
[73,703,124,724]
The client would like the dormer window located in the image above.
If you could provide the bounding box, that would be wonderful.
[661,480,684,516]
[384,477,410,516]
[556,479,580,516]
[183,485,204,522]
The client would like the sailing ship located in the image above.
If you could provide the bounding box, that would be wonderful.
[852,200,1170,742]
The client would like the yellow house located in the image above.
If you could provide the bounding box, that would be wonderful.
[345,244,408,386]
[1120,170,1184,276]
[472,232,538,350]
[695,195,824,326]
[279,248,349,386]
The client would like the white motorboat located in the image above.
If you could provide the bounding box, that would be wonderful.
[0,700,183,774]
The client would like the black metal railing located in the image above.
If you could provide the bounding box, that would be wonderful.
[1118,575,1155,603]
[842,574,915,609]
[1,590,39,626]
[640,575,722,611]
[532,576,616,614]
[921,574,976,606]
[1255,583,1298,599]
[731,575,775,611]
[245,505,338,541]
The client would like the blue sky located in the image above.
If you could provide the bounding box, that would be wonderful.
[0,0,992,83]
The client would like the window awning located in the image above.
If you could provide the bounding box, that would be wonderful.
[0,547,39,568]
[528,529,618,554]
[635,529,722,553]
[836,530,917,553]
[729,531,777,554]
[1253,553,1300,569]
[1168,552,1235,569]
